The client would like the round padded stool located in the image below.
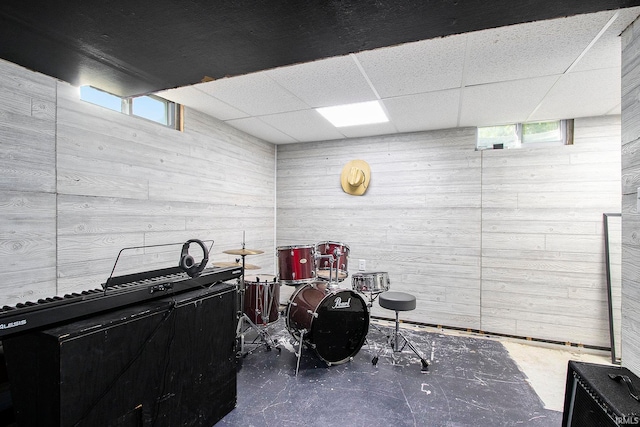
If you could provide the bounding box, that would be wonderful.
[379,291,416,312]
[375,291,429,371]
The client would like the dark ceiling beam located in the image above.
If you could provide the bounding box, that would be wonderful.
[1,0,639,97]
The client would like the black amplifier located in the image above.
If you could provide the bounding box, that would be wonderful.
[563,361,640,426]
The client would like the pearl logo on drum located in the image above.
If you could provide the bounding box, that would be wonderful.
[332,296,351,309]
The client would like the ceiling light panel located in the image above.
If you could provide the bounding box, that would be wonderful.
[316,101,389,127]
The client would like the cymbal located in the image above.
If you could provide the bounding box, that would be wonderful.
[223,248,264,256]
[213,261,261,270]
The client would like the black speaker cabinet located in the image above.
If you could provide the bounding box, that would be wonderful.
[563,360,640,426]
[2,283,237,427]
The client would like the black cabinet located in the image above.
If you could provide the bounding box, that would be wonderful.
[3,284,237,427]
[563,360,640,427]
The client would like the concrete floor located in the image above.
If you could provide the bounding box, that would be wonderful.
[223,315,612,426]
[221,318,610,427]
[387,320,613,413]
[502,337,612,412]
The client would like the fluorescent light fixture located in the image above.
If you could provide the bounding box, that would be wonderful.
[316,101,389,127]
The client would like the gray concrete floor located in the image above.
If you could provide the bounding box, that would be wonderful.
[386,319,613,413]
[222,316,589,426]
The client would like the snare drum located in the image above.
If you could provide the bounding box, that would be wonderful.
[352,272,390,294]
[277,244,316,285]
[244,274,280,325]
[286,282,369,365]
[315,241,350,281]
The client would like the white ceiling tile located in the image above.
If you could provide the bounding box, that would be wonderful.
[159,7,640,143]
[570,8,640,73]
[224,117,298,144]
[355,34,467,97]
[607,7,640,35]
[529,68,622,121]
[258,110,347,142]
[459,76,559,127]
[569,35,621,72]
[196,72,309,116]
[383,89,460,132]
[157,86,249,121]
[265,55,377,108]
[465,12,616,85]
[337,121,399,139]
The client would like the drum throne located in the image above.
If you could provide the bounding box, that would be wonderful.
[373,291,430,372]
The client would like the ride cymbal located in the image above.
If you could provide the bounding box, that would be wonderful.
[223,248,264,256]
[213,261,261,270]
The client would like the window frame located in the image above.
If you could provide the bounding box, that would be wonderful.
[80,86,181,130]
[476,119,573,150]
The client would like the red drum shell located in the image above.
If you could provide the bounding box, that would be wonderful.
[315,241,350,281]
[277,245,316,285]
[286,282,369,365]
[243,274,280,325]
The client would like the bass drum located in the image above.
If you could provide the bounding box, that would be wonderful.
[286,282,369,365]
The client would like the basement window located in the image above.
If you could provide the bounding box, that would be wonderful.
[80,86,181,130]
[476,119,573,150]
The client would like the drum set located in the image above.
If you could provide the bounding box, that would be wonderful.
[226,239,392,375]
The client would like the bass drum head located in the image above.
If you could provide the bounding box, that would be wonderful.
[310,289,369,365]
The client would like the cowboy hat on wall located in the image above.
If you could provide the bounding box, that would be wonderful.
[341,159,371,196]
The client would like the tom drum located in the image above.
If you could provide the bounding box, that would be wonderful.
[277,244,317,286]
[315,241,350,281]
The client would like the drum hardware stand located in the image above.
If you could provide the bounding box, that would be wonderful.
[315,248,342,291]
[361,293,386,354]
[293,328,306,376]
[235,276,280,357]
[229,234,280,358]
[371,312,430,372]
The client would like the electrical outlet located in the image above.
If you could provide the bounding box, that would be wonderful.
[358,259,366,271]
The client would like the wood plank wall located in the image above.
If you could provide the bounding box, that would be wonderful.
[622,18,640,375]
[0,56,626,349]
[277,116,621,347]
[0,59,57,304]
[481,116,621,345]
[0,58,275,307]
[277,129,482,329]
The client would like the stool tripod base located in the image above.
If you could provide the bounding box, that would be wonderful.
[372,313,430,372]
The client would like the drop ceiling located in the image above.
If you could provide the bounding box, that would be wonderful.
[158,7,640,144]
[1,1,639,145]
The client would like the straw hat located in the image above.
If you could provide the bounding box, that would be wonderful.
[340,160,371,196]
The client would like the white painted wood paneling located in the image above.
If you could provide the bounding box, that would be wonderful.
[481,117,621,347]
[0,58,275,307]
[0,59,57,304]
[277,116,621,347]
[277,129,482,328]
[56,82,276,292]
[622,17,640,376]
